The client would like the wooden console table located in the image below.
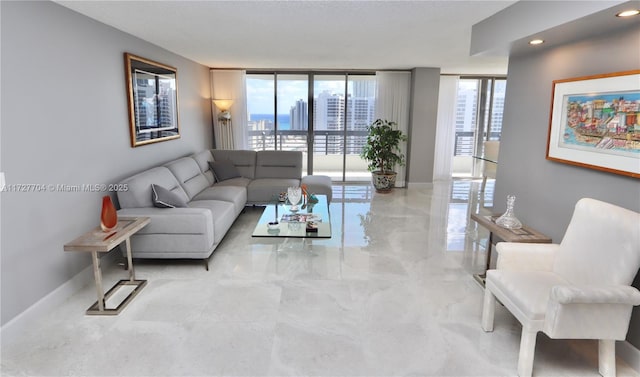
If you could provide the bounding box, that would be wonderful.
[64,217,150,315]
[470,213,551,286]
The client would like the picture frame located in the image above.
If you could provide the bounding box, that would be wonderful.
[125,53,180,147]
[546,70,640,178]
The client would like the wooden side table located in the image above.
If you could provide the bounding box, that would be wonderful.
[64,217,150,315]
[470,213,551,286]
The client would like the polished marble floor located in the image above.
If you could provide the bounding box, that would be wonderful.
[2,180,637,376]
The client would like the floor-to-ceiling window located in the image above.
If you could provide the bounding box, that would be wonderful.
[246,72,376,181]
[452,77,506,177]
[246,75,276,150]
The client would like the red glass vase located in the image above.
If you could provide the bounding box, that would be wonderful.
[100,195,117,232]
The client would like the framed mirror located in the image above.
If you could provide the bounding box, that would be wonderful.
[125,53,180,147]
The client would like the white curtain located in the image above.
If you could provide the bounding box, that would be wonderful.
[433,75,459,181]
[375,71,412,187]
[210,70,248,150]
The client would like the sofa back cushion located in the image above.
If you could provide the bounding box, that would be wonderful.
[209,160,241,182]
[255,150,302,179]
[191,150,215,184]
[118,167,188,208]
[165,157,210,200]
[211,150,257,179]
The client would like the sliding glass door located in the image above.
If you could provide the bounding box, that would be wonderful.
[345,76,376,181]
[453,77,506,177]
[246,75,275,151]
[246,72,375,182]
[313,75,346,180]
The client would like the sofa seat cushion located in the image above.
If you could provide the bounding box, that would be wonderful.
[486,269,569,320]
[248,178,301,203]
[215,177,251,188]
[192,185,247,215]
[118,207,213,236]
[189,200,237,244]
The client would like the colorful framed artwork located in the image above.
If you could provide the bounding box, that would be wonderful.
[546,70,640,178]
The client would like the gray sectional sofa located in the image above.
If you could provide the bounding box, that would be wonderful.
[116,149,332,269]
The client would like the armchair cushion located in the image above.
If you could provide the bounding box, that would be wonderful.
[495,242,559,271]
[486,270,569,321]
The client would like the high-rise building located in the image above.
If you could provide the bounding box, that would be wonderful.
[290,99,308,130]
[314,90,375,154]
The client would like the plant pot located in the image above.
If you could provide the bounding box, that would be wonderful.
[371,171,397,193]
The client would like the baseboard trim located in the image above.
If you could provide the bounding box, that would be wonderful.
[0,251,119,346]
[618,340,640,373]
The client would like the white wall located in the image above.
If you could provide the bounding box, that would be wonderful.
[495,23,640,346]
[0,1,213,325]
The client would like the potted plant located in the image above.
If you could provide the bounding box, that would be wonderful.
[360,118,407,193]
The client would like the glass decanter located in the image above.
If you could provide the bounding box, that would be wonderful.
[495,195,522,229]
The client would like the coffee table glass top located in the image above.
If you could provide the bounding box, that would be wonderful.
[252,194,331,238]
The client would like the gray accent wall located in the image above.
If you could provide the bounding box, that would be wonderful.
[495,24,640,346]
[1,1,213,325]
[408,68,441,184]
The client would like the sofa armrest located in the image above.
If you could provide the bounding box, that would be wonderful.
[550,285,640,305]
[495,242,560,271]
[117,207,213,235]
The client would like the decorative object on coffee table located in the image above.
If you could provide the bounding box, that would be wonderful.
[495,195,522,229]
[100,195,117,232]
[360,119,407,193]
[287,186,302,211]
[252,195,331,238]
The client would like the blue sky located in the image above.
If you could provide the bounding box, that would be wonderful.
[246,75,358,114]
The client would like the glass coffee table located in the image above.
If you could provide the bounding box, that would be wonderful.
[252,194,331,238]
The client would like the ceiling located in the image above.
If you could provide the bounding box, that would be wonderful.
[55,0,519,74]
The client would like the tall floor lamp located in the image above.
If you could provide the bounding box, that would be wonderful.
[213,99,234,150]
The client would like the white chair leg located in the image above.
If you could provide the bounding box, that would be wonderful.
[598,339,616,377]
[481,288,495,332]
[517,327,537,377]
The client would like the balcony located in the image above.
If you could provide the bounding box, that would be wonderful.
[245,130,500,180]
[453,131,500,177]
[247,129,370,181]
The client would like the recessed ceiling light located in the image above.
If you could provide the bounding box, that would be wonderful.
[616,9,640,17]
[529,39,544,45]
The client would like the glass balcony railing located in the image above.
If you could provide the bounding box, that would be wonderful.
[247,129,368,153]
[246,129,370,181]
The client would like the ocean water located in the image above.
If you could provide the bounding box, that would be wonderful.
[250,114,290,130]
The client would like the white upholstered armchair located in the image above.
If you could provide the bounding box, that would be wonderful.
[481,198,640,376]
